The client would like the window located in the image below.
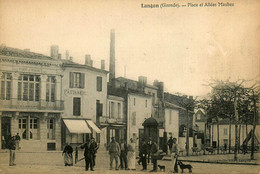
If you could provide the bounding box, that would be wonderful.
[132,112,136,126]
[97,76,102,91]
[73,97,81,116]
[133,98,136,106]
[46,76,56,102]
[1,72,11,100]
[47,119,55,139]
[18,74,40,101]
[169,110,172,125]
[111,102,115,118]
[145,100,148,108]
[152,93,155,105]
[224,128,228,135]
[69,72,85,88]
[19,117,39,139]
[118,103,121,118]
[197,114,201,120]
[19,118,27,139]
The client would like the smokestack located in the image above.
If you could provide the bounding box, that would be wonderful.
[109,29,115,84]
[101,60,105,70]
[65,50,69,60]
[85,55,91,66]
[50,45,59,59]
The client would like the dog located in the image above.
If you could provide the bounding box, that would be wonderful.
[157,165,165,172]
[177,161,192,173]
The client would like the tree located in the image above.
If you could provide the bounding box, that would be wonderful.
[203,79,259,160]
[178,96,196,156]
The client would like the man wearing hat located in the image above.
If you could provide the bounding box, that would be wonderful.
[107,137,120,170]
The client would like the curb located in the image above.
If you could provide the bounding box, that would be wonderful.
[162,158,259,165]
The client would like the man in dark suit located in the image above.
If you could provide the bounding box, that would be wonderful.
[139,138,147,171]
[80,138,95,171]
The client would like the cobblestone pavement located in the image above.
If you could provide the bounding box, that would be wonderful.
[0,150,259,174]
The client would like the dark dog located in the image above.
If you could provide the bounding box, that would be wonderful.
[158,165,165,172]
[178,161,192,173]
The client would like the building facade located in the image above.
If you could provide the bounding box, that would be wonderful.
[0,46,64,151]
[61,60,108,149]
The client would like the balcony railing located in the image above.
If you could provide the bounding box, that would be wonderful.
[98,116,126,124]
[0,100,64,111]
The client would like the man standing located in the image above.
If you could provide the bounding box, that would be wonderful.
[119,139,128,170]
[90,137,99,168]
[150,140,159,172]
[107,137,120,170]
[139,138,147,171]
[171,138,179,173]
[167,136,174,154]
[147,137,152,165]
[8,136,16,166]
[80,138,95,171]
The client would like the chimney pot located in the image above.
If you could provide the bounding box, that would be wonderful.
[101,60,105,70]
[85,55,91,66]
[65,50,69,60]
[50,45,59,59]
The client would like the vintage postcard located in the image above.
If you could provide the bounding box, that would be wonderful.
[0,0,259,173]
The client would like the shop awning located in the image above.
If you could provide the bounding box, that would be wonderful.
[63,119,91,134]
[86,120,101,133]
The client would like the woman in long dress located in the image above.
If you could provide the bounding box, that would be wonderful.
[127,138,136,170]
[63,143,73,166]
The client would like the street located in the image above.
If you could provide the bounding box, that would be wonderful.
[0,151,259,174]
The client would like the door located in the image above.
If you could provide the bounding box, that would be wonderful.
[1,117,11,149]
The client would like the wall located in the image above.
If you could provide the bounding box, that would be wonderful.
[62,67,107,122]
[127,93,152,145]
[165,108,179,138]
[211,124,253,147]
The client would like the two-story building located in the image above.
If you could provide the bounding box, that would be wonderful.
[0,45,64,151]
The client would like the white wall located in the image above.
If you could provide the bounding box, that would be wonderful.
[62,67,107,121]
[127,93,152,144]
[211,124,253,147]
[165,108,179,139]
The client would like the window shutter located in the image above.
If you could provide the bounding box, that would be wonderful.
[80,73,85,88]
[69,72,74,88]
[99,103,103,116]
[73,98,81,116]
[97,77,102,91]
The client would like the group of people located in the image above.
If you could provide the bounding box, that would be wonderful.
[62,136,180,173]
[107,136,180,173]
[62,137,99,171]
[107,137,136,170]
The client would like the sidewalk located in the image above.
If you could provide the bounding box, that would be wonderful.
[162,152,260,165]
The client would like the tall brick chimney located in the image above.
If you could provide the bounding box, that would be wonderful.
[50,45,59,59]
[109,29,115,84]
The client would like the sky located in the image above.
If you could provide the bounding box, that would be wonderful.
[0,0,259,96]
